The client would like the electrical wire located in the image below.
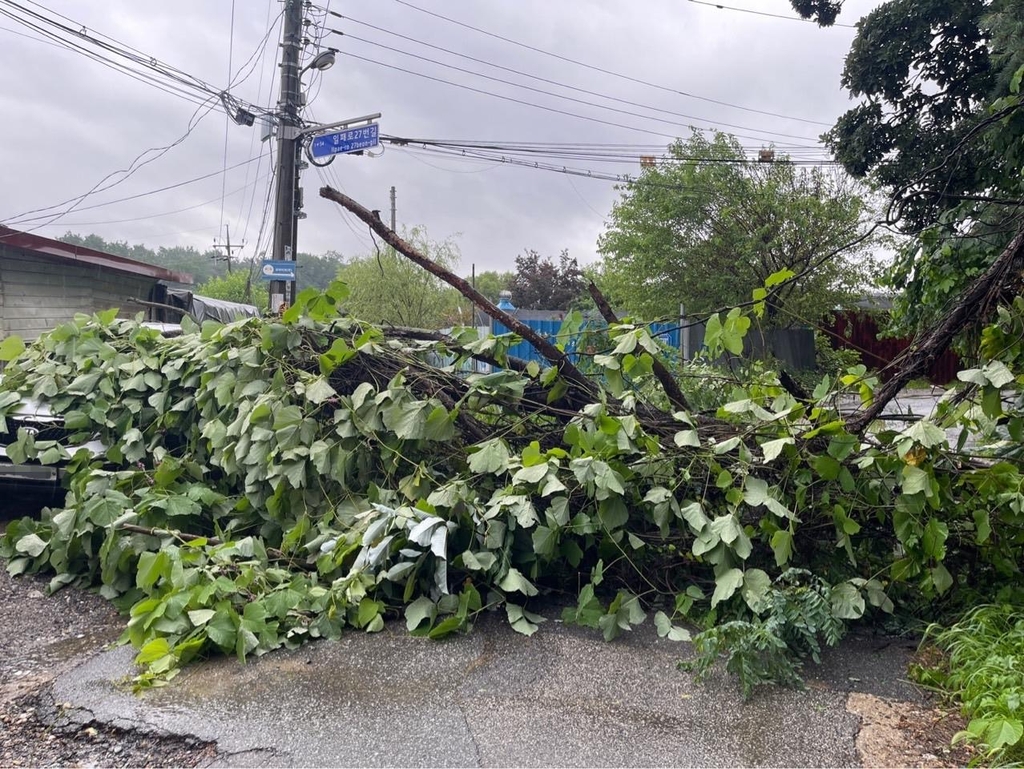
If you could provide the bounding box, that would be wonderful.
[3,154,265,226]
[0,96,227,236]
[235,0,280,247]
[326,12,832,136]
[0,1,274,118]
[336,50,805,146]
[218,0,238,239]
[685,0,858,28]
[382,0,838,126]
[36,171,273,228]
[330,29,821,144]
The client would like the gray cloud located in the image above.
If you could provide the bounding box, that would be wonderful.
[0,0,878,276]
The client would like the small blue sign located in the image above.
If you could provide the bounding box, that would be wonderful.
[260,259,297,281]
[310,123,380,159]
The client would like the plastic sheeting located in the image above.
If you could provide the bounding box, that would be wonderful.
[165,289,261,323]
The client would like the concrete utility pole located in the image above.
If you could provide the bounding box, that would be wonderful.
[389,185,397,231]
[269,0,304,312]
[212,224,243,273]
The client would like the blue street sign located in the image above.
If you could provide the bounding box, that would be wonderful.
[310,123,380,159]
[260,260,297,281]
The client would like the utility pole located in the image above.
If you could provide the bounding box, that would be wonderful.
[269,0,304,313]
[389,185,397,231]
[212,224,243,273]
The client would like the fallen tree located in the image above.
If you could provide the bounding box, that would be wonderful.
[1,202,1023,695]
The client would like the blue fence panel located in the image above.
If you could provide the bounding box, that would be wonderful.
[491,318,681,366]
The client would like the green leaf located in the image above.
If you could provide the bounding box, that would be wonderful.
[831,582,865,619]
[901,465,931,496]
[136,637,172,665]
[674,430,700,448]
[710,568,744,608]
[761,437,793,462]
[188,609,216,627]
[0,335,26,362]
[498,567,539,597]
[741,569,771,613]
[930,563,954,594]
[770,530,793,567]
[654,611,691,642]
[15,533,48,557]
[137,551,168,590]
[922,518,949,560]
[975,717,1024,750]
[304,377,338,405]
[468,438,511,475]
[902,420,946,449]
[460,551,497,571]
[506,604,545,636]
[532,525,558,557]
[405,596,437,631]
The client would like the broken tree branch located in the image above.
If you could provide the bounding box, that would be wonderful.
[385,325,533,374]
[586,281,691,411]
[319,186,596,396]
[847,224,1024,434]
[117,523,299,565]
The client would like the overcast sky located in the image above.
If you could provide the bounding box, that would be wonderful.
[0,0,879,277]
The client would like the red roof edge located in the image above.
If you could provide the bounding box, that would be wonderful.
[0,226,194,285]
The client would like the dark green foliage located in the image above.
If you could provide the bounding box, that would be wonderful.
[509,249,586,310]
[684,570,846,699]
[2,281,1024,695]
[597,132,876,324]
[915,605,1024,763]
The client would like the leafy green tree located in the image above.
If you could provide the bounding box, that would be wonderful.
[298,251,346,292]
[509,249,586,310]
[197,266,268,308]
[469,270,514,304]
[335,227,464,328]
[59,232,228,285]
[789,0,1024,336]
[597,132,876,325]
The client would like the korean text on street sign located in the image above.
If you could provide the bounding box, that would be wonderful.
[260,260,297,281]
[310,123,380,159]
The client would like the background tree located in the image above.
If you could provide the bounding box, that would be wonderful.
[196,267,268,308]
[468,270,514,304]
[297,251,346,292]
[789,0,1024,336]
[597,132,877,325]
[509,249,586,310]
[60,233,227,284]
[335,227,463,329]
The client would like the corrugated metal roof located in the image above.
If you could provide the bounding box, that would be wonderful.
[0,226,193,284]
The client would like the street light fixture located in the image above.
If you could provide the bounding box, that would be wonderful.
[302,49,336,75]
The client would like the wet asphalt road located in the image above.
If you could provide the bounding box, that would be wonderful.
[50,614,927,768]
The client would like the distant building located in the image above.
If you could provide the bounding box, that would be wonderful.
[0,226,192,343]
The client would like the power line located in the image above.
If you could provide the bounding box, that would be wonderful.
[327,11,831,135]
[34,172,272,228]
[384,0,838,125]
[327,11,832,132]
[0,0,274,117]
[218,0,238,238]
[383,136,836,164]
[685,0,858,29]
[331,29,820,144]
[4,154,265,226]
[236,0,281,249]
[336,50,820,147]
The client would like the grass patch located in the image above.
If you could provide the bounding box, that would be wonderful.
[914,605,1024,765]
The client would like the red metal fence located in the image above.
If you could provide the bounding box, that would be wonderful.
[827,311,961,385]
